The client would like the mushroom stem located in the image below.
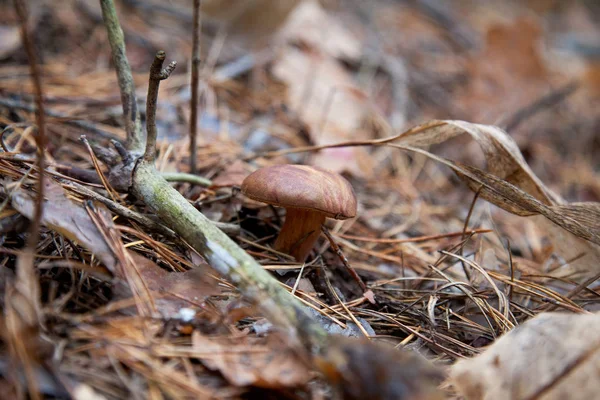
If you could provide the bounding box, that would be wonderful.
[275,208,326,261]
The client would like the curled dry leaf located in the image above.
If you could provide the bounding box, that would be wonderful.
[317,337,444,400]
[10,179,116,271]
[394,120,559,206]
[387,120,600,270]
[449,312,600,400]
[192,331,311,389]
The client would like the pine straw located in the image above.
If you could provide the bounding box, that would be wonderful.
[1,1,599,398]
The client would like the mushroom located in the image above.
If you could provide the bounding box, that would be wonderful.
[241,164,357,261]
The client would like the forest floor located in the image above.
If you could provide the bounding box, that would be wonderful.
[0,0,599,399]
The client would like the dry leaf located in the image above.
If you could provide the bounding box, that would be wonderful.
[192,331,310,388]
[272,46,374,176]
[271,0,376,176]
[385,120,600,270]
[394,120,560,206]
[12,180,221,318]
[10,180,117,270]
[278,0,362,60]
[459,17,552,121]
[450,312,600,400]
[129,252,222,317]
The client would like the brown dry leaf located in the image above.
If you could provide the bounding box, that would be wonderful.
[129,252,222,317]
[272,46,374,176]
[318,337,445,400]
[10,179,117,270]
[449,312,600,400]
[192,331,310,388]
[271,0,375,176]
[459,17,553,120]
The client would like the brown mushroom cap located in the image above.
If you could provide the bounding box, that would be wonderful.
[241,164,357,219]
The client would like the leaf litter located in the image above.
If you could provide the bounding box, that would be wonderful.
[0,0,600,399]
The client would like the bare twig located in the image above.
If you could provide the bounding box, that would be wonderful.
[9,0,46,397]
[144,51,177,162]
[337,228,491,243]
[14,0,46,257]
[458,187,482,281]
[321,226,375,303]
[189,0,202,173]
[99,0,143,153]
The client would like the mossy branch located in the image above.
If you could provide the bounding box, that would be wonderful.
[132,161,328,352]
[98,5,329,355]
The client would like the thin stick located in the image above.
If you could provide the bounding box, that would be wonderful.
[458,187,482,282]
[505,238,514,305]
[189,0,202,173]
[14,0,46,257]
[338,228,491,244]
[99,0,143,152]
[321,226,375,304]
[12,0,45,397]
[144,51,177,162]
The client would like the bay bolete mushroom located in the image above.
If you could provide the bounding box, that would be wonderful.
[241,164,357,261]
